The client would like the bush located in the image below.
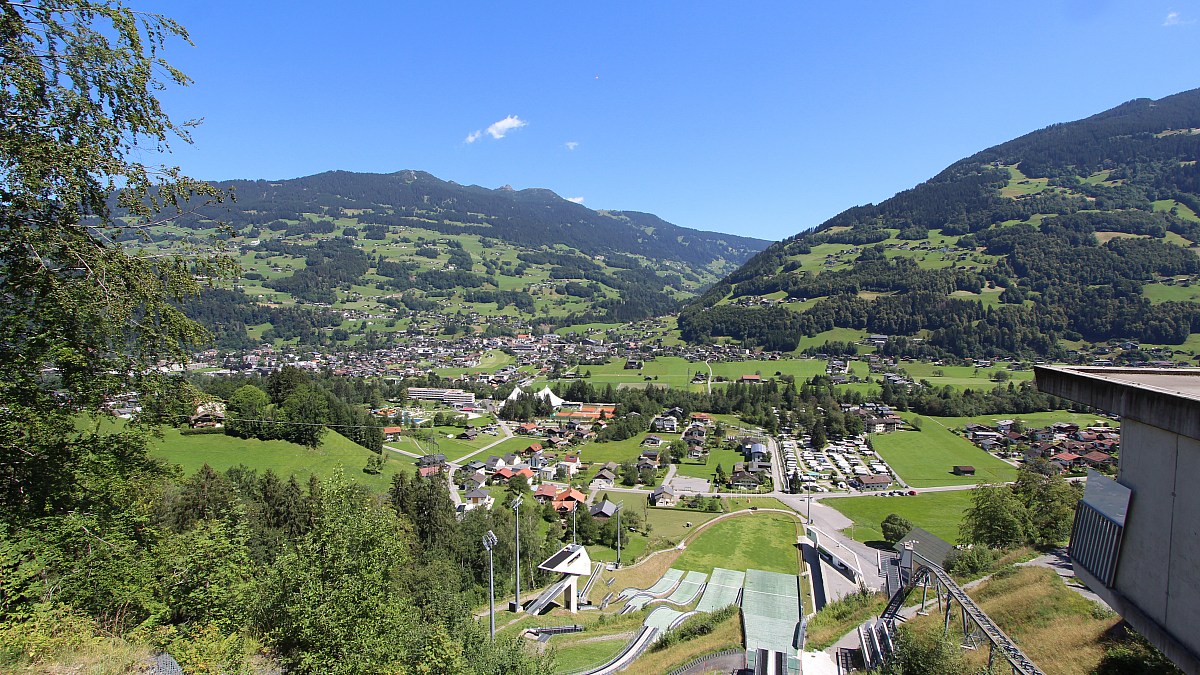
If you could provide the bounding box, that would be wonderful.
[652,604,739,651]
[945,546,997,577]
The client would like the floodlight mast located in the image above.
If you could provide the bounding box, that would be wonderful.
[482,530,498,640]
[614,501,625,567]
[512,496,524,612]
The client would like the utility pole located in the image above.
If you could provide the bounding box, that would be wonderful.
[572,505,577,545]
[512,496,524,612]
[482,530,498,640]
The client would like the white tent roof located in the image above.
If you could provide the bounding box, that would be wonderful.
[536,386,565,408]
[506,386,524,401]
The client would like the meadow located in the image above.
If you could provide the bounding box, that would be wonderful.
[822,490,975,545]
[869,422,1017,488]
[149,427,394,492]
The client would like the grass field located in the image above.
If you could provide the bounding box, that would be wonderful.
[932,411,1112,431]
[823,490,974,545]
[674,512,801,575]
[870,423,1016,488]
[149,427,393,492]
[898,361,1033,389]
[1143,281,1200,304]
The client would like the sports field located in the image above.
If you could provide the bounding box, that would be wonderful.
[870,423,1016,488]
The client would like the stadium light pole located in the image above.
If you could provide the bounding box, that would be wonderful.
[572,505,577,545]
[614,501,625,567]
[512,496,524,612]
[482,530,498,641]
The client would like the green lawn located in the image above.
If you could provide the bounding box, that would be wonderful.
[672,446,744,482]
[1143,282,1200,304]
[674,512,801,575]
[823,490,974,545]
[899,361,1033,389]
[149,427,394,492]
[869,423,1016,488]
[931,411,1112,431]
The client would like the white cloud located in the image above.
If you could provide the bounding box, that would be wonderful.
[566,196,585,204]
[564,141,579,151]
[486,115,527,139]
[464,130,482,144]
[1163,10,1193,25]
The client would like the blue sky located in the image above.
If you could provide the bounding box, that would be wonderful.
[154,1,1199,242]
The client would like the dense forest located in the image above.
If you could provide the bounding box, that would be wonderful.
[681,88,1200,358]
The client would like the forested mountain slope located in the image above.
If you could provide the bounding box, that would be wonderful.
[680,88,1200,359]
[132,170,768,347]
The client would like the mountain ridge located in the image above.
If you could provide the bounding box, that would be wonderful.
[680,87,1200,359]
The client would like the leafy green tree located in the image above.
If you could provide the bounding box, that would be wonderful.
[881,513,914,544]
[256,472,417,673]
[0,0,234,627]
[959,483,1028,548]
[225,384,273,440]
[155,518,254,630]
[280,384,329,448]
[1013,468,1081,546]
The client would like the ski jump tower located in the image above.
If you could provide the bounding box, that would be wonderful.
[530,544,593,613]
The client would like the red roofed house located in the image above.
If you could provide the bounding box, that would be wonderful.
[492,467,514,484]
[418,466,441,478]
[1082,451,1114,467]
[513,467,536,482]
[1052,452,1083,469]
[526,443,544,454]
[552,488,586,513]
[533,484,558,502]
[383,426,405,441]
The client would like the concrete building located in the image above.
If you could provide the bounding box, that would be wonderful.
[1035,366,1200,674]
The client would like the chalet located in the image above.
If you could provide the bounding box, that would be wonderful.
[418,453,447,468]
[863,417,900,434]
[533,484,559,502]
[552,488,586,513]
[382,426,405,441]
[687,446,705,460]
[952,465,976,476]
[739,374,762,383]
[729,470,761,489]
[641,449,661,464]
[512,467,536,483]
[525,442,544,454]
[418,466,441,478]
[642,435,664,448]
[461,471,488,491]
[636,456,659,472]
[462,460,486,475]
[1082,451,1114,467]
[690,413,712,425]
[651,416,678,432]
[484,455,506,472]
[189,401,226,429]
[650,485,677,506]
[856,474,893,490]
[463,489,494,511]
[491,467,514,484]
[516,422,539,435]
[593,468,617,488]
[743,443,768,461]
[458,429,478,441]
[590,499,619,521]
[1051,452,1083,469]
